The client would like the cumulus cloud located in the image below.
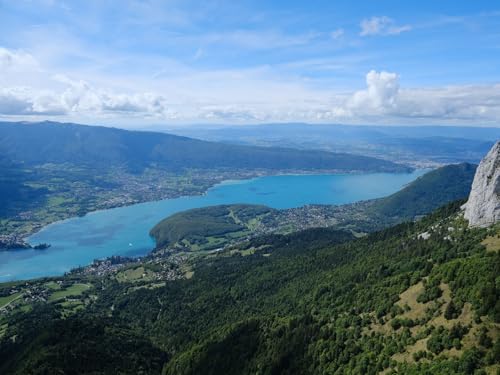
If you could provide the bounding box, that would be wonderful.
[0,87,66,115]
[0,48,173,119]
[1,45,499,125]
[332,70,500,123]
[0,89,33,115]
[0,76,172,118]
[360,16,411,36]
[55,76,170,115]
[2,68,500,125]
[348,70,400,112]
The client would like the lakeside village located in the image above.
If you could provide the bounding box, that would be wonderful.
[0,202,369,251]
[0,246,189,317]
[0,167,284,249]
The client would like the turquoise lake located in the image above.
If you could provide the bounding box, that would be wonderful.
[0,170,427,281]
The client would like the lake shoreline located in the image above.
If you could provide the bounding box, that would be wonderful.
[0,169,426,281]
[1,167,417,251]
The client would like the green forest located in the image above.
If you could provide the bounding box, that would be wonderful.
[150,204,274,250]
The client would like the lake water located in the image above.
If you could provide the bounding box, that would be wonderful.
[0,170,426,281]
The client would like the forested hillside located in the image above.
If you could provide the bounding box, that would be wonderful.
[370,163,477,219]
[0,158,47,219]
[0,201,498,374]
[150,204,274,251]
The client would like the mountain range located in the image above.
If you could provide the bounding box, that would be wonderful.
[0,121,409,173]
[164,123,500,164]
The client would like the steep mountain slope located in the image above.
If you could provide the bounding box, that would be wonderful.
[0,121,409,173]
[464,141,500,227]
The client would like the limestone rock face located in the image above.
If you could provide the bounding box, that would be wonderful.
[463,141,500,227]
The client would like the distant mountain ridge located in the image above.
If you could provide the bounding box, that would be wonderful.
[164,123,499,164]
[164,123,500,142]
[0,121,409,173]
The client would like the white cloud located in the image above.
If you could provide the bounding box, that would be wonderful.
[360,16,411,36]
[0,74,172,118]
[0,89,34,115]
[332,70,500,124]
[57,79,172,117]
[347,70,400,113]
[0,87,66,115]
[0,46,499,126]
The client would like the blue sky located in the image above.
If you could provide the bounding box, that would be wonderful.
[0,0,499,127]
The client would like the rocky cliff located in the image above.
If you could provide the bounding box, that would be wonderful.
[463,140,500,227]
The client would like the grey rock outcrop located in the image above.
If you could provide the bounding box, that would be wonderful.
[463,141,500,227]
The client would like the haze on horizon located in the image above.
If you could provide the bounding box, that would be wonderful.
[0,0,499,128]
